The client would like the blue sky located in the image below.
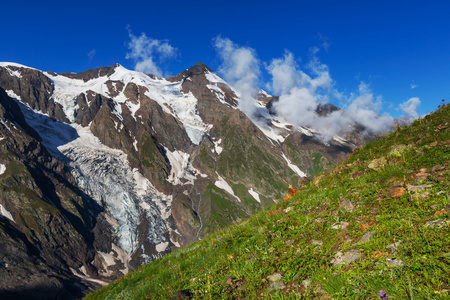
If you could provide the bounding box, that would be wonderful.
[2,0,449,118]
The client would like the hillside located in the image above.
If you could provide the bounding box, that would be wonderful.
[86,102,449,299]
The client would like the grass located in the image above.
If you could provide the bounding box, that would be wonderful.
[85,103,450,299]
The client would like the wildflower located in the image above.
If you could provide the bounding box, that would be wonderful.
[378,289,388,299]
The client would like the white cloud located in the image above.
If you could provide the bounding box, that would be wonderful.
[214,36,261,116]
[126,27,177,77]
[410,83,418,89]
[344,83,394,134]
[214,37,412,141]
[88,49,96,61]
[399,97,421,121]
[266,51,394,140]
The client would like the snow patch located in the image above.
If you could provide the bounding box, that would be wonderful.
[0,65,23,78]
[255,123,285,143]
[70,268,109,286]
[248,188,261,203]
[214,175,240,202]
[214,138,223,155]
[5,90,21,100]
[282,153,307,177]
[0,164,5,175]
[165,147,205,185]
[333,135,348,144]
[169,228,181,248]
[0,62,36,70]
[155,242,169,253]
[0,204,14,223]
[259,89,272,98]
[125,100,141,121]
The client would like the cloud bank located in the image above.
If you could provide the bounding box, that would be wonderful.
[126,27,177,77]
[214,37,421,141]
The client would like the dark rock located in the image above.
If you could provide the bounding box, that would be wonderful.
[171,289,194,300]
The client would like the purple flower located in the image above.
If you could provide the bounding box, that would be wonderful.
[378,290,388,299]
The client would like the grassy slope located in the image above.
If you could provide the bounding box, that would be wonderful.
[86,104,450,299]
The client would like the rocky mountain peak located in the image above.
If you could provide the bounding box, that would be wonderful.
[167,62,213,82]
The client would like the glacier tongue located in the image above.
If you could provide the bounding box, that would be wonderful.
[62,146,170,254]
[18,101,174,264]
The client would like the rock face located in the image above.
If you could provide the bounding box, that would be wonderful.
[0,62,368,298]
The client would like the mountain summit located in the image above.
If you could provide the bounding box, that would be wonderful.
[0,62,365,298]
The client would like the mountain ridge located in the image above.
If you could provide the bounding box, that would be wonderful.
[0,61,372,299]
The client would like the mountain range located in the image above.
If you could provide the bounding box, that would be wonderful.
[0,61,370,299]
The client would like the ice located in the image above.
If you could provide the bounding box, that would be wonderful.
[282,153,307,177]
[214,175,240,202]
[248,188,261,203]
[0,204,14,223]
[17,102,174,262]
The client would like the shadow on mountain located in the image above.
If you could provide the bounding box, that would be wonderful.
[0,284,83,300]
[13,99,80,159]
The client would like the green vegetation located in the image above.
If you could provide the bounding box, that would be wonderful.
[201,183,249,236]
[307,152,334,178]
[140,132,160,168]
[86,103,450,299]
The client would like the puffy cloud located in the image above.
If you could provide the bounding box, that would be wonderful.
[399,97,421,121]
[126,27,177,77]
[213,36,260,116]
[344,83,394,134]
[410,83,418,89]
[267,51,393,140]
[214,37,404,141]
